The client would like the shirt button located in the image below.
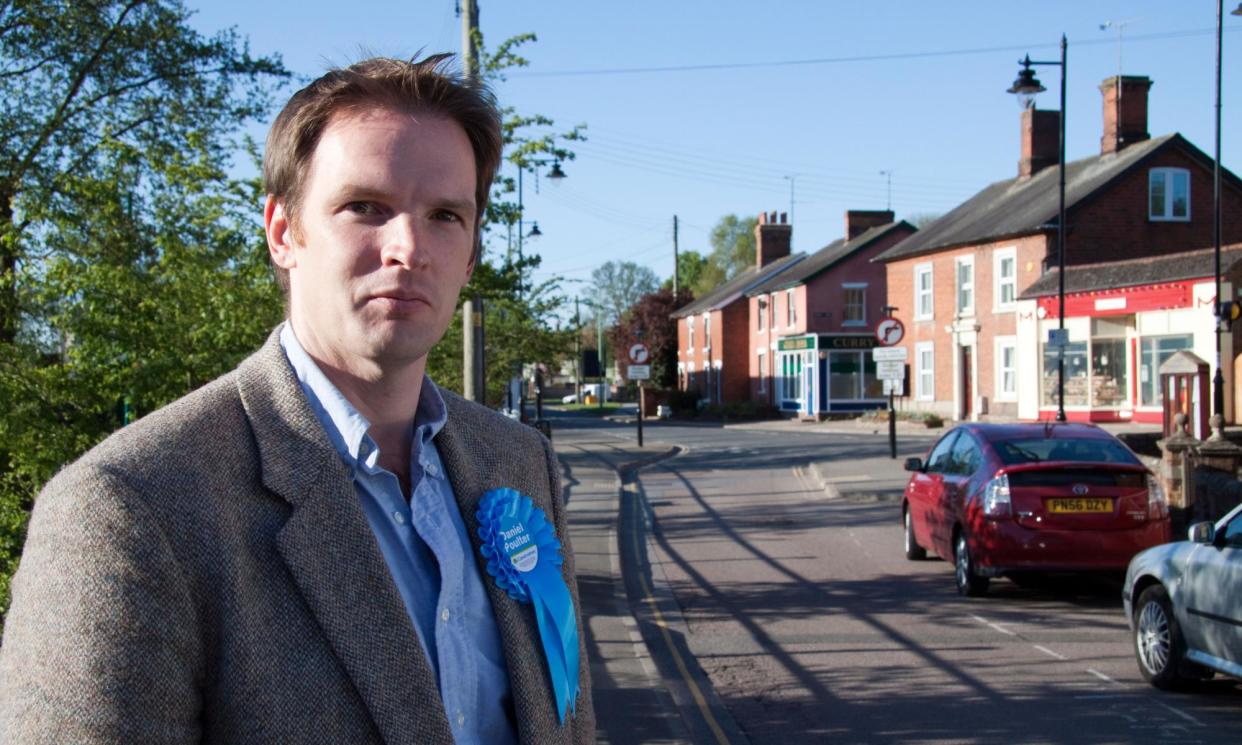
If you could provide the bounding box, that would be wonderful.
[393,512,406,525]
[441,608,451,622]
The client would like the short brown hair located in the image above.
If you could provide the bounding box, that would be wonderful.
[263,54,502,290]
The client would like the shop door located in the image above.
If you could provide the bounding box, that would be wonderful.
[961,345,973,420]
[802,352,815,414]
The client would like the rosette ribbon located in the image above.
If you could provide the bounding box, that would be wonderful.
[477,487,580,724]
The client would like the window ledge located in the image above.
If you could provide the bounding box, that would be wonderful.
[842,321,867,327]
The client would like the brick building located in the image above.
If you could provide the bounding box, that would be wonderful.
[747,210,915,415]
[673,212,804,404]
[875,75,1242,423]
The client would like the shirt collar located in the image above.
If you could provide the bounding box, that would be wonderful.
[279,323,447,470]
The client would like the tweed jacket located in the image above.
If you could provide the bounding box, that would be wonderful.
[0,330,595,744]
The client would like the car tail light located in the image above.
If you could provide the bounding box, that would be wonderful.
[1147,474,1168,519]
[983,474,1011,518]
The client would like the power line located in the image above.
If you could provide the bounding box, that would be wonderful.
[510,27,1238,78]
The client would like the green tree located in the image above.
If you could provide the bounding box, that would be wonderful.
[608,288,691,389]
[661,249,707,301]
[589,260,659,325]
[706,214,758,283]
[0,0,288,625]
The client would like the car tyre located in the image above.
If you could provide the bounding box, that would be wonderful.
[904,506,927,561]
[1134,584,1189,690]
[954,531,989,597]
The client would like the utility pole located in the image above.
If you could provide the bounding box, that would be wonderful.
[672,214,680,296]
[460,0,485,402]
[574,296,583,405]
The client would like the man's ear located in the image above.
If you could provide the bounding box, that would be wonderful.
[265,195,298,270]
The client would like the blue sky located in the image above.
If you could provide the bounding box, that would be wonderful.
[191,1,1242,292]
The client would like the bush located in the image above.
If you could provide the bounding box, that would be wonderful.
[667,388,702,413]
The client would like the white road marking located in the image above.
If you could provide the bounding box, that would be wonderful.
[1153,699,1203,727]
[969,614,1016,636]
[820,474,873,484]
[1086,668,1118,684]
[1033,645,1068,660]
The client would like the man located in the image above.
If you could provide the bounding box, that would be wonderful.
[0,55,594,744]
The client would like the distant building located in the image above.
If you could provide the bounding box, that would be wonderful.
[747,211,915,416]
[875,75,1242,423]
[672,212,805,405]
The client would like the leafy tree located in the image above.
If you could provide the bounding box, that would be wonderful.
[0,1,288,625]
[706,213,758,282]
[589,260,658,325]
[608,288,691,389]
[661,249,707,301]
[907,212,942,229]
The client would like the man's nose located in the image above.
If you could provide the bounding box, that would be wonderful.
[380,215,428,268]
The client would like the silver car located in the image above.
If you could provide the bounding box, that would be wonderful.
[1124,502,1242,689]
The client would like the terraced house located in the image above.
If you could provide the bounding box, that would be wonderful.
[875,74,1242,424]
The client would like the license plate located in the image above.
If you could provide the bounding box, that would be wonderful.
[1046,498,1112,513]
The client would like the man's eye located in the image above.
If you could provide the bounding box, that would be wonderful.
[345,202,380,215]
[432,210,463,223]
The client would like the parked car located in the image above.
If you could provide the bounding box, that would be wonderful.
[901,423,1170,596]
[1124,502,1242,689]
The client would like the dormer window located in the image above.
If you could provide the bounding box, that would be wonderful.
[1149,168,1190,222]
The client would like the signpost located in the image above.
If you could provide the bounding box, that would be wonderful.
[629,341,650,446]
[875,310,905,459]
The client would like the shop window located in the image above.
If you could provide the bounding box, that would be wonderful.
[914,263,933,320]
[1091,317,1129,408]
[782,353,803,401]
[995,338,1017,400]
[955,256,974,316]
[1149,168,1190,222]
[916,342,935,400]
[994,249,1016,310]
[828,350,881,400]
[1140,335,1193,406]
[1042,340,1089,408]
[843,284,867,326]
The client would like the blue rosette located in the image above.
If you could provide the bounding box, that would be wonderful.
[477,487,580,724]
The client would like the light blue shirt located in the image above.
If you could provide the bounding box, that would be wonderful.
[280,324,517,745]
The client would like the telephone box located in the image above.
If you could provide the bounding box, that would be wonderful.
[1159,350,1210,440]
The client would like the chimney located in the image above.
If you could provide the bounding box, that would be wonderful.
[1100,75,1152,154]
[755,210,791,269]
[1019,108,1059,178]
[845,210,894,240]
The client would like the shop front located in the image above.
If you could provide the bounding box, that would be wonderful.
[1016,279,1228,423]
[776,334,886,416]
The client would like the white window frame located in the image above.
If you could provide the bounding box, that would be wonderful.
[757,349,767,393]
[994,336,1017,401]
[687,317,694,351]
[993,247,1017,312]
[702,313,712,352]
[842,283,867,326]
[914,262,933,321]
[916,341,935,401]
[1149,167,1191,222]
[786,288,797,327]
[757,298,766,332]
[955,256,975,316]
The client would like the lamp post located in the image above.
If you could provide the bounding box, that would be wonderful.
[513,158,566,290]
[1212,2,1242,423]
[1009,35,1068,423]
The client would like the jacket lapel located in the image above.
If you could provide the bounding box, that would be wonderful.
[436,398,568,745]
[237,329,454,744]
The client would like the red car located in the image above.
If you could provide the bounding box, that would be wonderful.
[901,423,1171,596]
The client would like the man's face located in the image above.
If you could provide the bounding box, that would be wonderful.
[266,107,477,376]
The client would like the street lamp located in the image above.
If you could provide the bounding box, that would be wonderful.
[1212,2,1242,423]
[1010,36,1068,423]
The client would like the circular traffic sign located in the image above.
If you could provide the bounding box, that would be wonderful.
[875,317,905,346]
[629,343,650,364]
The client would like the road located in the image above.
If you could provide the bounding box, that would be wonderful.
[552,412,1242,745]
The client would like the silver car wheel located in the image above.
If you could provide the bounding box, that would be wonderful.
[1136,598,1171,675]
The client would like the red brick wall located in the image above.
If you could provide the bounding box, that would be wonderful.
[1067,147,1242,267]
[804,225,914,333]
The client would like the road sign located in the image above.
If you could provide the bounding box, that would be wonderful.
[1047,328,1070,348]
[875,317,905,346]
[883,379,904,396]
[627,364,651,380]
[876,361,906,380]
[872,346,908,362]
[628,343,650,364]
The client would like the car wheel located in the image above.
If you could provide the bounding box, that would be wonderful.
[904,507,927,561]
[954,531,989,597]
[1134,585,1189,690]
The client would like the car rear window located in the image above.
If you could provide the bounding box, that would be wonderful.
[992,438,1139,466]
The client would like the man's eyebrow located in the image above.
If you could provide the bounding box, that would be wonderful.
[435,197,477,214]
